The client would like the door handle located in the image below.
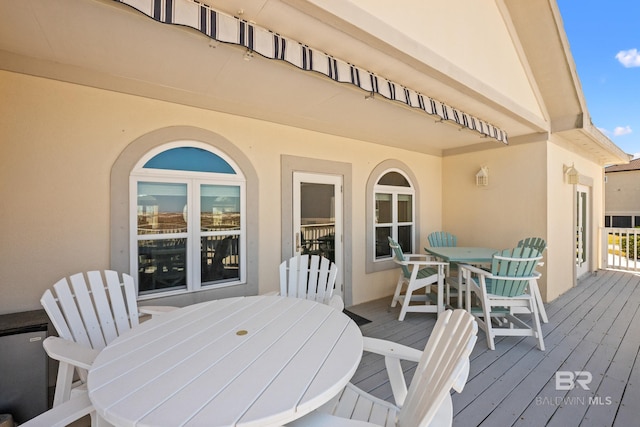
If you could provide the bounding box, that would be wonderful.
[295,232,301,251]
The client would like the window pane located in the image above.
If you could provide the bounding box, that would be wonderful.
[137,182,187,234]
[397,194,412,222]
[375,227,392,259]
[138,238,187,294]
[201,235,240,284]
[201,185,241,231]
[144,147,235,174]
[378,171,410,187]
[375,193,392,223]
[398,225,412,253]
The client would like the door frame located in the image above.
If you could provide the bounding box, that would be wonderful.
[576,183,591,279]
[281,155,352,307]
[293,172,343,299]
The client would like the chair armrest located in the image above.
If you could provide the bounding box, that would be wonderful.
[19,391,93,427]
[363,337,423,405]
[138,305,178,316]
[43,336,99,371]
[362,337,423,362]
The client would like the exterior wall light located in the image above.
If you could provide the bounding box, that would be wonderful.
[476,166,489,186]
[563,164,580,184]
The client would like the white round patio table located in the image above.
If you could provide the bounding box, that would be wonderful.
[87,295,363,427]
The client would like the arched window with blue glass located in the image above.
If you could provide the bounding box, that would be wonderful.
[131,143,246,298]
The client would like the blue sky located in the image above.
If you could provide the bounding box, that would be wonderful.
[557,0,640,159]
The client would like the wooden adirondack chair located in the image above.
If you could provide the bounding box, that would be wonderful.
[388,237,447,320]
[288,309,478,427]
[40,270,176,411]
[517,237,549,323]
[460,247,545,351]
[279,254,344,311]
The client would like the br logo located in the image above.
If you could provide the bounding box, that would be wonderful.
[555,371,592,390]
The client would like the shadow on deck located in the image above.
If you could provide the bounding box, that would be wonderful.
[346,269,640,427]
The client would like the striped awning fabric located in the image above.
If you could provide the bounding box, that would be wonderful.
[117,0,508,144]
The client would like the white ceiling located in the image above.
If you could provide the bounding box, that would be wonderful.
[0,0,544,155]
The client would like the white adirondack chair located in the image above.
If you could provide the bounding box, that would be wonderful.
[40,270,176,413]
[279,254,344,311]
[460,247,545,351]
[388,237,447,320]
[517,237,549,323]
[288,309,478,427]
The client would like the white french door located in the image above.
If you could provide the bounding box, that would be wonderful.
[293,172,343,299]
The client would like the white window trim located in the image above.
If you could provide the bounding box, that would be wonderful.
[130,141,247,299]
[373,169,415,261]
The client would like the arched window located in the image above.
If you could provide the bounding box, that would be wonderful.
[373,169,415,259]
[130,142,246,298]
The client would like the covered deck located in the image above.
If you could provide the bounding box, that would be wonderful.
[348,269,640,426]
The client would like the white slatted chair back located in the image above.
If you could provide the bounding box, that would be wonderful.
[399,309,478,427]
[41,270,139,352]
[279,255,338,306]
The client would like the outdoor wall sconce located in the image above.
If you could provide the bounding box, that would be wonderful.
[476,166,489,186]
[563,163,580,184]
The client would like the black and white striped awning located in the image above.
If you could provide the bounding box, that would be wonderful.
[117,0,508,144]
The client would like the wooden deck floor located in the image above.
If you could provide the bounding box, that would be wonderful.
[346,269,640,427]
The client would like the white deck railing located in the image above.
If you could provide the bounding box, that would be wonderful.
[603,227,640,271]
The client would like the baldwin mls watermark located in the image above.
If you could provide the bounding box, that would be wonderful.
[535,371,612,406]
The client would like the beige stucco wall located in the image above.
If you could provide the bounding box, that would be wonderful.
[442,142,547,248]
[349,0,542,118]
[0,70,444,314]
[547,136,606,299]
[442,138,606,302]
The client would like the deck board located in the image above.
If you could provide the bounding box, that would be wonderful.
[345,269,640,427]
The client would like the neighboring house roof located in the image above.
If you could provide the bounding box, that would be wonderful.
[606,157,640,173]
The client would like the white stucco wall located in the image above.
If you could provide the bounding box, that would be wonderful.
[0,71,443,314]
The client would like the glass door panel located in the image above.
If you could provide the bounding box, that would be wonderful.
[200,184,241,284]
[293,172,343,299]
